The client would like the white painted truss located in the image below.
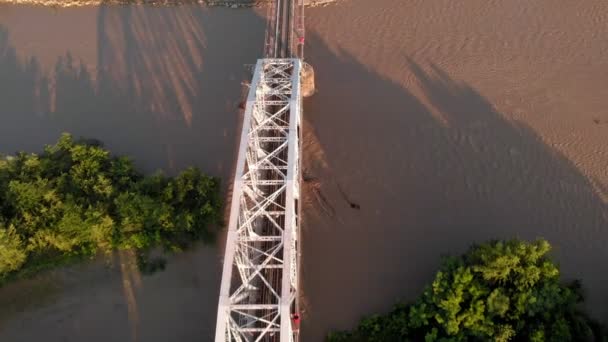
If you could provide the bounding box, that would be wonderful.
[215,59,302,342]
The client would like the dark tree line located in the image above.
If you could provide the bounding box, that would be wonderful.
[328,239,607,342]
[0,133,221,282]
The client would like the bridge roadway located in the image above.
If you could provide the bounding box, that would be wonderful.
[273,0,294,57]
[266,0,304,58]
[215,0,305,341]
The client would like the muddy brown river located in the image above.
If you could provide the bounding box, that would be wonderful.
[1,1,607,341]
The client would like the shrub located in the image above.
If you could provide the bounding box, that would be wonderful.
[329,239,607,342]
[0,133,221,283]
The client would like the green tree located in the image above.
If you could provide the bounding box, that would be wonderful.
[330,239,607,342]
[0,224,28,274]
[0,133,221,283]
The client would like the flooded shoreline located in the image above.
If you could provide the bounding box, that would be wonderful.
[1,1,608,341]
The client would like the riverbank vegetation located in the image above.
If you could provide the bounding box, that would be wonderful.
[328,239,607,342]
[0,134,221,284]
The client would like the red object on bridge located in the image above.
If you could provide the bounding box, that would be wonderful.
[299,37,305,44]
[292,313,301,330]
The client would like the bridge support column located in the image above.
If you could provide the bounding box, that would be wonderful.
[301,62,315,98]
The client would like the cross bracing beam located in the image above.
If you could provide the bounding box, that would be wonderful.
[216,58,302,342]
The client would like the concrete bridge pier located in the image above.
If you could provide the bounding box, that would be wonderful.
[302,62,315,97]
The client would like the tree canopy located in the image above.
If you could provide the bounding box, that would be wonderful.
[0,133,221,282]
[328,239,607,342]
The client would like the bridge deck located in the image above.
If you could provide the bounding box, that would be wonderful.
[265,0,305,58]
[215,58,302,342]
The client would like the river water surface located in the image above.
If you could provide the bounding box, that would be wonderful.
[0,4,266,341]
[1,1,608,341]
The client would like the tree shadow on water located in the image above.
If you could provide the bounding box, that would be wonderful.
[1,4,266,177]
[0,25,59,152]
[300,32,608,340]
[90,4,266,176]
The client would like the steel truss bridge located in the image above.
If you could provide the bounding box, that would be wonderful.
[215,0,306,341]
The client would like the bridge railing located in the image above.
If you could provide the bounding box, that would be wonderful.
[264,0,278,58]
[264,0,304,58]
[292,0,305,58]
